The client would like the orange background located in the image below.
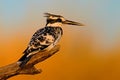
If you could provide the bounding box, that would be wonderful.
[0,0,120,80]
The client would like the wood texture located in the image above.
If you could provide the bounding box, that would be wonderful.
[0,45,60,80]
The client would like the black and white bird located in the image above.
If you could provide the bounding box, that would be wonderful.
[18,13,84,67]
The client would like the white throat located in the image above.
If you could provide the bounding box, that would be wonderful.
[47,22,62,27]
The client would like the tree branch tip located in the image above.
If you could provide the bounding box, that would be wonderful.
[19,67,42,75]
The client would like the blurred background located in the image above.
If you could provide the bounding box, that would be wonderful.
[0,0,120,80]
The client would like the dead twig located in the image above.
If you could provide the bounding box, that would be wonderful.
[0,45,60,80]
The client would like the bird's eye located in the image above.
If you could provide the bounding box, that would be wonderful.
[56,18,62,22]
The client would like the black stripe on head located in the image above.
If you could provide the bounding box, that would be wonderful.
[47,18,62,24]
[56,18,62,22]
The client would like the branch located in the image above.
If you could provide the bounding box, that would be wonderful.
[0,45,60,80]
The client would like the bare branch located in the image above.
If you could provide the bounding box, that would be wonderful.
[0,45,60,80]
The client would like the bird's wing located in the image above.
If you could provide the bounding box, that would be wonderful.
[23,27,58,57]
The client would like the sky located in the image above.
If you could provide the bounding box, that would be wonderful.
[0,0,120,51]
[0,0,120,80]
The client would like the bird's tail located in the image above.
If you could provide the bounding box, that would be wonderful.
[18,53,28,62]
[18,53,32,67]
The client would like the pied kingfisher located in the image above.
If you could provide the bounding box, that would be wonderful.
[18,13,84,67]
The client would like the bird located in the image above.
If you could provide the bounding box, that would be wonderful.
[18,13,84,67]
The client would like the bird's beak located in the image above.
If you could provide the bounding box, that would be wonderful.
[63,20,84,26]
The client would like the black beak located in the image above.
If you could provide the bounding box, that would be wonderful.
[63,20,84,26]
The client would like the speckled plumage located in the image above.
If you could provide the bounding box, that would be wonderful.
[18,26,63,67]
[24,26,63,55]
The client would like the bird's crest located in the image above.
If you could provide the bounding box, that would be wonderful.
[44,13,63,17]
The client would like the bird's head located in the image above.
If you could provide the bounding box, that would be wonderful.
[44,13,84,27]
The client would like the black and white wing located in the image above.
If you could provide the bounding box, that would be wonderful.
[24,27,54,56]
[18,27,62,67]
